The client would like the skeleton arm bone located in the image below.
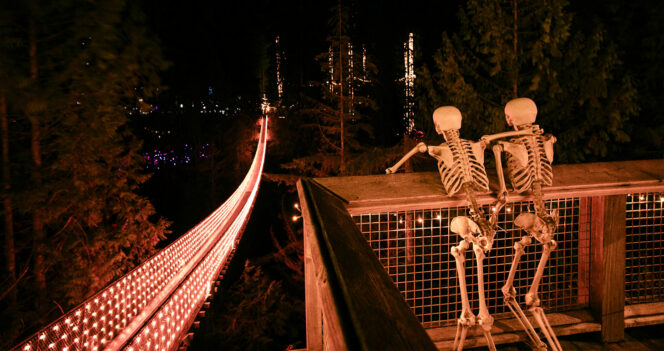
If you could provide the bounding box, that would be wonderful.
[492,144,508,202]
[490,144,508,226]
[480,130,533,145]
[386,142,428,174]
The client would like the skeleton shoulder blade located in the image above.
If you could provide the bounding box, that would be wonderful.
[429,144,455,170]
[500,141,528,169]
[471,141,486,165]
[544,136,555,163]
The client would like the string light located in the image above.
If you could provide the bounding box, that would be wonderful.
[275,36,283,101]
[403,33,415,134]
[14,118,268,351]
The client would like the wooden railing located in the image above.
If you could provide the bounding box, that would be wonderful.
[300,159,664,349]
[297,178,437,351]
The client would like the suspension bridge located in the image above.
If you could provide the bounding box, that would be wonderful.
[13,117,268,351]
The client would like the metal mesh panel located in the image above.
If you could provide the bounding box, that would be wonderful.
[353,197,590,328]
[625,192,664,305]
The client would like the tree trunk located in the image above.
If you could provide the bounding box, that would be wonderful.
[512,0,519,98]
[28,2,47,299]
[0,93,17,305]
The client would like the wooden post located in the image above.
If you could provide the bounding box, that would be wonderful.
[577,197,591,305]
[590,195,626,343]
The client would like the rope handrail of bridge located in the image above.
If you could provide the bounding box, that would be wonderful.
[14,117,268,351]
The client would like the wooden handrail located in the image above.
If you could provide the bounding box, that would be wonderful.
[315,159,664,214]
[297,178,437,351]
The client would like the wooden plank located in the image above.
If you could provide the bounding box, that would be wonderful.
[590,195,626,343]
[624,314,664,328]
[298,180,340,351]
[426,309,599,349]
[297,178,437,351]
[299,180,324,351]
[624,302,664,318]
[314,159,664,214]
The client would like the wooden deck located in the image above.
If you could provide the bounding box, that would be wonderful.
[486,324,664,350]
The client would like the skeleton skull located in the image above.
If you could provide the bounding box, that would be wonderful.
[504,97,537,127]
[433,106,462,135]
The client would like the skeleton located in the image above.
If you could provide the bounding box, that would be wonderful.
[489,97,562,351]
[387,106,527,351]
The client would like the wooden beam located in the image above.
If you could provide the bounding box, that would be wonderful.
[297,178,437,351]
[313,159,664,215]
[590,195,626,343]
[299,179,324,351]
[426,309,600,350]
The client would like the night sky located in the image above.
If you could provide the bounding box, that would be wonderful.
[140,0,463,99]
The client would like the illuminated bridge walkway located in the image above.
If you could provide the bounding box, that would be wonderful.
[13,118,268,351]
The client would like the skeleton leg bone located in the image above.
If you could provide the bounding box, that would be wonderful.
[526,240,563,351]
[473,244,497,351]
[451,240,475,351]
[501,236,547,351]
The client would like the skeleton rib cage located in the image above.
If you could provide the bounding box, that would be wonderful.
[504,129,553,194]
[434,137,489,197]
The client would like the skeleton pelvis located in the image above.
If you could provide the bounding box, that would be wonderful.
[450,216,493,250]
[514,211,558,243]
[450,216,480,237]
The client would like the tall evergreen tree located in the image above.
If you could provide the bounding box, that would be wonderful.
[417,0,637,162]
[0,3,20,308]
[0,0,170,342]
[283,0,376,176]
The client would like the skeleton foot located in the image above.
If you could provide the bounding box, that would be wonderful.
[453,312,475,351]
[504,295,546,350]
[530,307,563,351]
[477,310,496,351]
[501,236,547,350]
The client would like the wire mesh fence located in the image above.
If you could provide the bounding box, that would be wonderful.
[625,192,664,305]
[353,197,590,328]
